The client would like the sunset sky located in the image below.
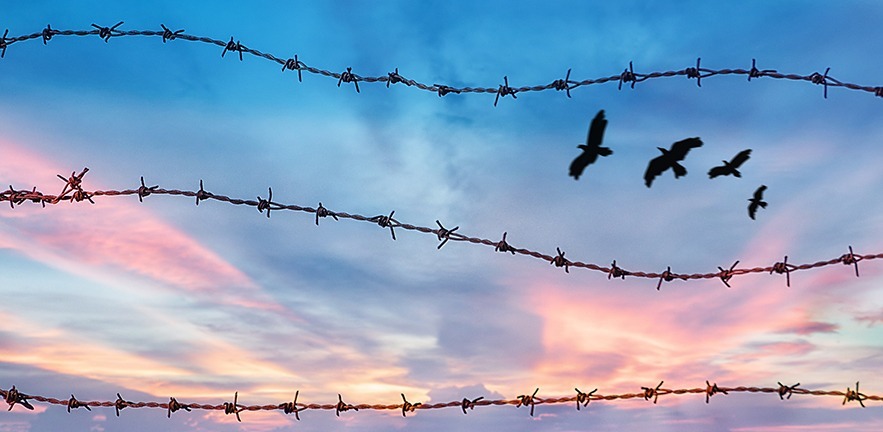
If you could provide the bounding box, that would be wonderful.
[2,1,883,431]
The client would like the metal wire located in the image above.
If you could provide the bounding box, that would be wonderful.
[1,169,879,289]
[0,24,880,101]
[0,381,876,421]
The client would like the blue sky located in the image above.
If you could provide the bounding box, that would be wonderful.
[2,1,883,431]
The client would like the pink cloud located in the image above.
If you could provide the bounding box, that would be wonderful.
[510,203,870,398]
[0,139,285,313]
[856,313,883,327]
[778,321,838,335]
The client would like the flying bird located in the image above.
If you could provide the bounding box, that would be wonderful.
[643,137,703,187]
[748,185,767,220]
[709,149,752,179]
[569,110,612,180]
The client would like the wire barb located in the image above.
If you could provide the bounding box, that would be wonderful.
[369,211,398,240]
[221,37,243,61]
[748,58,776,81]
[282,54,304,82]
[256,187,274,218]
[160,24,184,43]
[685,57,704,87]
[2,386,34,411]
[552,68,574,98]
[494,75,517,106]
[551,247,570,273]
[495,232,516,254]
[91,21,124,42]
[42,24,57,45]
[435,84,461,97]
[386,68,408,87]
[642,381,664,404]
[516,388,540,417]
[810,67,832,99]
[315,202,338,226]
[0,29,7,58]
[575,388,597,411]
[777,382,800,400]
[657,266,675,290]
[195,179,210,205]
[67,394,91,413]
[335,394,357,417]
[843,381,867,408]
[619,61,637,90]
[435,220,459,249]
[771,256,797,287]
[114,393,132,417]
[223,392,245,422]
[167,396,191,418]
[401,393,422,417]
[338,67,360,93]
[137,176,158,202]
[718,260,740,288]
[705,381,728,404]
[461,396,483,414]
[54,167,91,204]
[608,260,629,280]
[840,245,861,277]
[279,391,305,420]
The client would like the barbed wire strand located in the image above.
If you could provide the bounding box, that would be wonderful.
[1,24,881,101]
[1,381,877,421]
[1,169,880,288]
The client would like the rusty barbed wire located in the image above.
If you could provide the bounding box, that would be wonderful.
[0,24,880,101]
[3,170,882,288]
[1,381,879,421]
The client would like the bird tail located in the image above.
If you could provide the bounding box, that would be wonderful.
[733,170,741,178]
[672,162,687,178]
[597,146,613,157]
[759,202,767,209]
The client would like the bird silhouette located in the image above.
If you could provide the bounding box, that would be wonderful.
[709,149,752,179]
[643,137,703,187]
[748,185,767,220]
[569,110,612,180]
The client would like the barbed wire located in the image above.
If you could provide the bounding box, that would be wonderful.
[1,381,877,421]
[1,23,881,101]
[2,168,880,289]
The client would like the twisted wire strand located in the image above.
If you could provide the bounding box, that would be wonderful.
[1,172,879,288]
[0,24,880,100]
[0,382,877,420]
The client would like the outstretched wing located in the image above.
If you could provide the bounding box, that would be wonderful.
[748,201,758,219]
[586,110,607,148]
[753,184,767,200]
[730,149,752,168]
[569,152,590,180]
[669,137,703,160]
[644,155,668,187]
[708,164,727,179]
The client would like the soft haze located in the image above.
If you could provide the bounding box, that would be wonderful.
[1,1,883,431]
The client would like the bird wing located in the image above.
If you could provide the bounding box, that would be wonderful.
[754,184,767,200]
[708,165,727,179]
[669,137,703,160]
[586,110,607,148]
[644,155,668,187]
[748,201,758,219]
[731,149,752,167]
[569,152,590,180]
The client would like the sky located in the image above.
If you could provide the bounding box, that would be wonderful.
[1,1,883,431]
